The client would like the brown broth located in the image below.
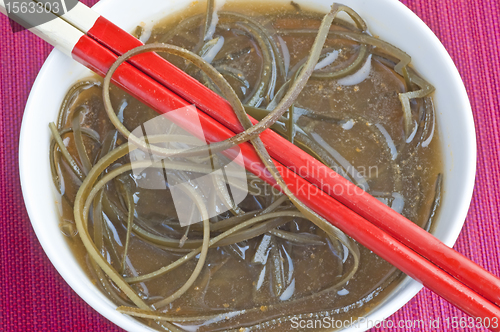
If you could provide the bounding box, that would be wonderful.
[53,1,443,331]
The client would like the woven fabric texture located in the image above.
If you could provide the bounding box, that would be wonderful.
[0,0,499,331]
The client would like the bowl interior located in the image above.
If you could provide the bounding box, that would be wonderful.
[19,0,476,331]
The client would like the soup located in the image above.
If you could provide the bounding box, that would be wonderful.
[50,1,443,331]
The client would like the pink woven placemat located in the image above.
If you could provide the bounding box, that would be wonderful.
[1,0,499,331]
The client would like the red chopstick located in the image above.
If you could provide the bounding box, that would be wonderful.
[73,34,500,322]
[3,1,500,328]
[86,11,500,308]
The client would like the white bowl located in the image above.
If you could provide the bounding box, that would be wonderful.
[19,0,476,331]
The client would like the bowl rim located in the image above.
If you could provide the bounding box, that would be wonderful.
[19,0,476,331]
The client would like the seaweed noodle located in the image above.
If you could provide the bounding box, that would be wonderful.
[277,28,435,139]
[64,3,360,329]
[50,2,442,331]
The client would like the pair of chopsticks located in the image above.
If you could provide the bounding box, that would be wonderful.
[2,0,500,327]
